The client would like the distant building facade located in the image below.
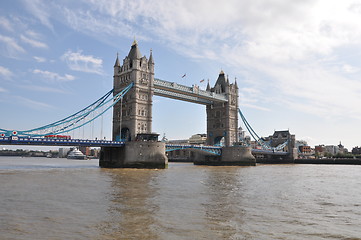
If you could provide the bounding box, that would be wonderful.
[79,146,91,156]
[299,146,311,154]
[325,145,340,155]
[189,134,207,145]
[58,148,71,158]
[314,145,326,157]
[167,133,207,161]
[352,146,361,155]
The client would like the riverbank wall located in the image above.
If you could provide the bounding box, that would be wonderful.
[257,158,361,165]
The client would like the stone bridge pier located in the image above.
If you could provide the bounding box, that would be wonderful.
[193,146,256,166]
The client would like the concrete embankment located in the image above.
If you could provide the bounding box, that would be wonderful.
[257,158,361,165]
[294,158,361,165]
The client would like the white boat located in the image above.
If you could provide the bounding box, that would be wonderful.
[67,148,87,160]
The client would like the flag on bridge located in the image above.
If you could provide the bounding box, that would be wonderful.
[200,79,205,83]
[181,73,186,78]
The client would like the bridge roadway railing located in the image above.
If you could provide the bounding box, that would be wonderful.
[165,144,222,155]
[251,148,288,156]
[154,78,228,104]
[0,136,288,156]
[0,136,125,147]
[166,144,287,156]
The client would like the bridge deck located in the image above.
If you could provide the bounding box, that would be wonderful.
[251,149,288,156]
[0,137,124,147]
[154,78,228,105]
[165,144,222,155]
[0,137,288,156]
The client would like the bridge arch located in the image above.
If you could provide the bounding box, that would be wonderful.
[213,136,225,146]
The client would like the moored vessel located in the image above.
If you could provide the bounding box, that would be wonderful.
[67,148,87,160]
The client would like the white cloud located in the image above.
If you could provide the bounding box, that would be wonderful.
[0,87,7,92]
[33,56,46,62]
[33,69,75,82]
[239,102,270,112]
[15,96,53,110]
[19,0,361,120]
[52,1,361,61]
[21,85,67,94]
[20,34,48,49]
[0,34,26,57]
[23,0,54,31]
[342,64,359,73]
[247,61,361,119]
[61,50,103,75]
[0,66,13,79]
[25,30,42,39]
[0,16,13,32]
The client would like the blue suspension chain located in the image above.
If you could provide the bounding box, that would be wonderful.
[1,83,134,137]
[238,108,288,151]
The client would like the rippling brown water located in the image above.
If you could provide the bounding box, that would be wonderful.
[1,157,361,239]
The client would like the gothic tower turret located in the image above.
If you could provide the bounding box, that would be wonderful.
[206,71,239,147]
[112,40,155,141]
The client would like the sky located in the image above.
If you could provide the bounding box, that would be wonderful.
[1,0,361,150]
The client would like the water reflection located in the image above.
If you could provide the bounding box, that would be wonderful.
[202,167,249,239]
[98,169,162,240]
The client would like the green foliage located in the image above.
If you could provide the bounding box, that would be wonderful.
[335,152,355,158]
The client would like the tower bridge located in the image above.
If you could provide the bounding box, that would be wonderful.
[0,40,296,168]
[100,40,294,168]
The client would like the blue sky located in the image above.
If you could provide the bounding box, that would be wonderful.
[1,0,361,150]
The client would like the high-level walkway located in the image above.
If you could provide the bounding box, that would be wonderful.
[154,78,227,105]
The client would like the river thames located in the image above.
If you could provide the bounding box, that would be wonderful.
[1,157,360,240]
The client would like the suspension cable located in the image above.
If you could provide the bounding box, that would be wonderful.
[238,108,288,151]
[1,83,134,137]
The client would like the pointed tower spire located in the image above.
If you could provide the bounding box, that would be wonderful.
[214,70,227,93]
[128,39,141,60]
[148,48,154,72]
[114,52,120,67]
[206,79,211,91]
[149,49,154,64]
[234,77,238,88]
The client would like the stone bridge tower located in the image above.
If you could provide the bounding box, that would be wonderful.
[112,40,154,141]
[100,41,167,169]
[206,71,239,147]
